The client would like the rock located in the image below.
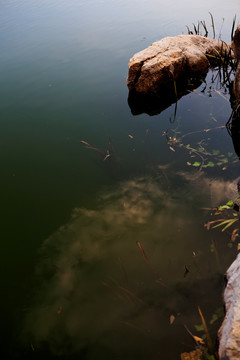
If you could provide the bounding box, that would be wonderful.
[180,349,203,360]
[232,25,240,61]
[232,25,240,104]
[127,35,230,95]
[218,253,240,359]
[227,111,240,159]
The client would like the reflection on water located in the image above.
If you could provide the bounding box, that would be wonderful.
[22,171,237,358]
[227,107,240,159]
[128,74,207,116]
[1,0,239,359]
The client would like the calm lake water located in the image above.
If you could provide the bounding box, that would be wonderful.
[1,0,240,359]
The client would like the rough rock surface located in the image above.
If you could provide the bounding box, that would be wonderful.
[127,34,230,95]
[218,253,240,359]
[232,25,240,104]
[180,350,203,360]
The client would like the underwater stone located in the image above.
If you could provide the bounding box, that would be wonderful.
[218,252,240,359]
[127,34,230,95]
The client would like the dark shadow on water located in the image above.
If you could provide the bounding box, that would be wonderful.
[227,109,240,159]
[227,82,240,159]
[128,73,207,116]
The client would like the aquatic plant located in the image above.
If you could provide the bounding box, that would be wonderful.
[163,125,238,173]
[183,305,223,359]
[205,193,240,244]
[186,13,236,41]
[186,14,238,94]
[185,13,213,38]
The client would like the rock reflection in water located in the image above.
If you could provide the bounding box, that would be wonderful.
[227,108,240,159]
[128,74,206,116]
[23,173,237,358]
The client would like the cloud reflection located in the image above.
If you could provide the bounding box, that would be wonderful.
[23,172,238,356]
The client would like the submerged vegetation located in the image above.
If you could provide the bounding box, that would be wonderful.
[205,189,240,247]
[164,125,237,173]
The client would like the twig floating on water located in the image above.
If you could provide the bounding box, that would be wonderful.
[101,281,126,302]
[170,314,175,325]
[136,241,167,288]
[184,265,190,277]
[180,126,225,139]
[80,140,104,154]
[214,89,229,101]
[57,306,62,315]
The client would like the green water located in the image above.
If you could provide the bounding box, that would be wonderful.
[1,0,240,358]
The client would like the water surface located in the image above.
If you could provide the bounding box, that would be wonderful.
[0,0,240,359]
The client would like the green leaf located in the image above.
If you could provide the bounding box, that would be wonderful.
[209,308,224,325]
[203,161,215,168]
[194,324,204,331]
[228,152,233,157]
[221,219,238,231]
[209,356,216,360]
[226,200,234,206]
[218,205,230,211]
[212,219,238,231]
[212,220,230,228]
[210,314,218,325]
[192,161,201,167]
[212,149,220,155]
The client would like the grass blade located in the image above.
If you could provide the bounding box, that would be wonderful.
[231,15,237,41]
[198,305,215,355]
[212,218,238,231]
[221,218,238,232]
[209,12,215,39]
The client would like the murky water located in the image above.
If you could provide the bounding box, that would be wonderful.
[1,0,240,359]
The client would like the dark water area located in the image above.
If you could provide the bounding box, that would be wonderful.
[0,0,240,359]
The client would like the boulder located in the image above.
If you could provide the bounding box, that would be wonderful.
[232,25,240,104]
[127,35,231,95]
[218,253,240,359]
[232,25,240,61]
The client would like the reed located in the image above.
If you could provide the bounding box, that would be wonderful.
[186,12,215,38]
[186,14,237,88]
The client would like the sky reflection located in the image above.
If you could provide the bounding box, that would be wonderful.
[23,171,238,357]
